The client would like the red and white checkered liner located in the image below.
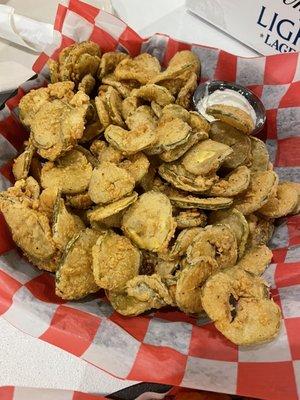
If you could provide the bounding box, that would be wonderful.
[0,385,205,400]
[0,385,172,400]
[1,385,243,400]
[0,1,300,399]
[0,386,107,400]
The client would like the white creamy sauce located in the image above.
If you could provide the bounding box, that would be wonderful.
[196,88,257,124]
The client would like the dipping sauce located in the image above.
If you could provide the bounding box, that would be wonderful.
[196,88,257,124]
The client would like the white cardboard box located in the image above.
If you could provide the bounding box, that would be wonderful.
[186,0,300,55]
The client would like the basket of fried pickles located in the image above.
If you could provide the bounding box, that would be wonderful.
[1,41,299,347]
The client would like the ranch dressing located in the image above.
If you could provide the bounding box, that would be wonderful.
[196,88,257,124]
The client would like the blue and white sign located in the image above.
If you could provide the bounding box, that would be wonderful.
[186,0,300,55]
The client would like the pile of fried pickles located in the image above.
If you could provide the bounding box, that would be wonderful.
[1,41,299,345]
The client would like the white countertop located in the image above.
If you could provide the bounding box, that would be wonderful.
[0,0,256,393]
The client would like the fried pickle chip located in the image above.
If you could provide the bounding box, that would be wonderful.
[98,84,110,95]
[160,104,190,123]
[186,224,238,269]
[65,192,93,209]
[105,125,157,155]
[168,190,233,210]
[201,268,281,345]
[151,51,200,94]
[210,121,252,169]
[176,72,198,109]
[88,162,135,204]
[125,105,157,131]
[249,137,269,172]
[57,42,89,71]
[176,256,219,314]
[89,139,107,158]
[22,177,40,199]
[102,75,132,98]
[237,245,273,276]
[106,290,154,316]
[98,51,129,78]
[12,143,35,181]
[41,149,92,194]
[122,191,176,252]
[29,252,62,273]
[1,177,40,206]
[154,257,180,282]
[95,95,111,128]
[114,53,161,84]
[92,231,140,291]
[216,298,281,346]
[19,81,75,128]
[189,111,210,133]
[152,176,169,192]
[56,41,101,83]
[160,130,208,162]
[52,194,85,250]
[209,208,249,259]
[69,89,90,107]
[158,163,217,193]
[31,93,89,160]
[82,97,99,121]
[90,140,124,163]
[151,101,162,118]
[131,84,175,106]
[150,63,194,92]
[234,171,278,215]
[55,228,99,299]
[167,50,201,77]
[206,104,255,134]
[74,53,100,84]
[258,182,298,218]
[119,153,150,183]
[87,192,138,222]
[149,117,191,154]
[246,213,274,249]
[93,210,125,229]
[105,86,125,127]
[175,209,207,229]
[289,182,300,215]
[0,197,56,262]
[121,96,141,120]
[48,59,59,83]
[170,227,203,259]
[38,187,59,219]
[139,165,157,192]
[182,139,233,176]
[126,274,173,305]
[78,73,95,95]
[207,166,250,197]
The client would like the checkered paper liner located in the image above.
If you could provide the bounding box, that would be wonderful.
[0,384,223,400]
[0,0,300,399]
[0,385,253,400]
[0,386,107,400]
[0,384,172,400]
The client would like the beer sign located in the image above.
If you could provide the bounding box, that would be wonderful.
[186,0,300,55]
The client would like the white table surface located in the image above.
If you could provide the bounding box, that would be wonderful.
[0,0,256,393]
